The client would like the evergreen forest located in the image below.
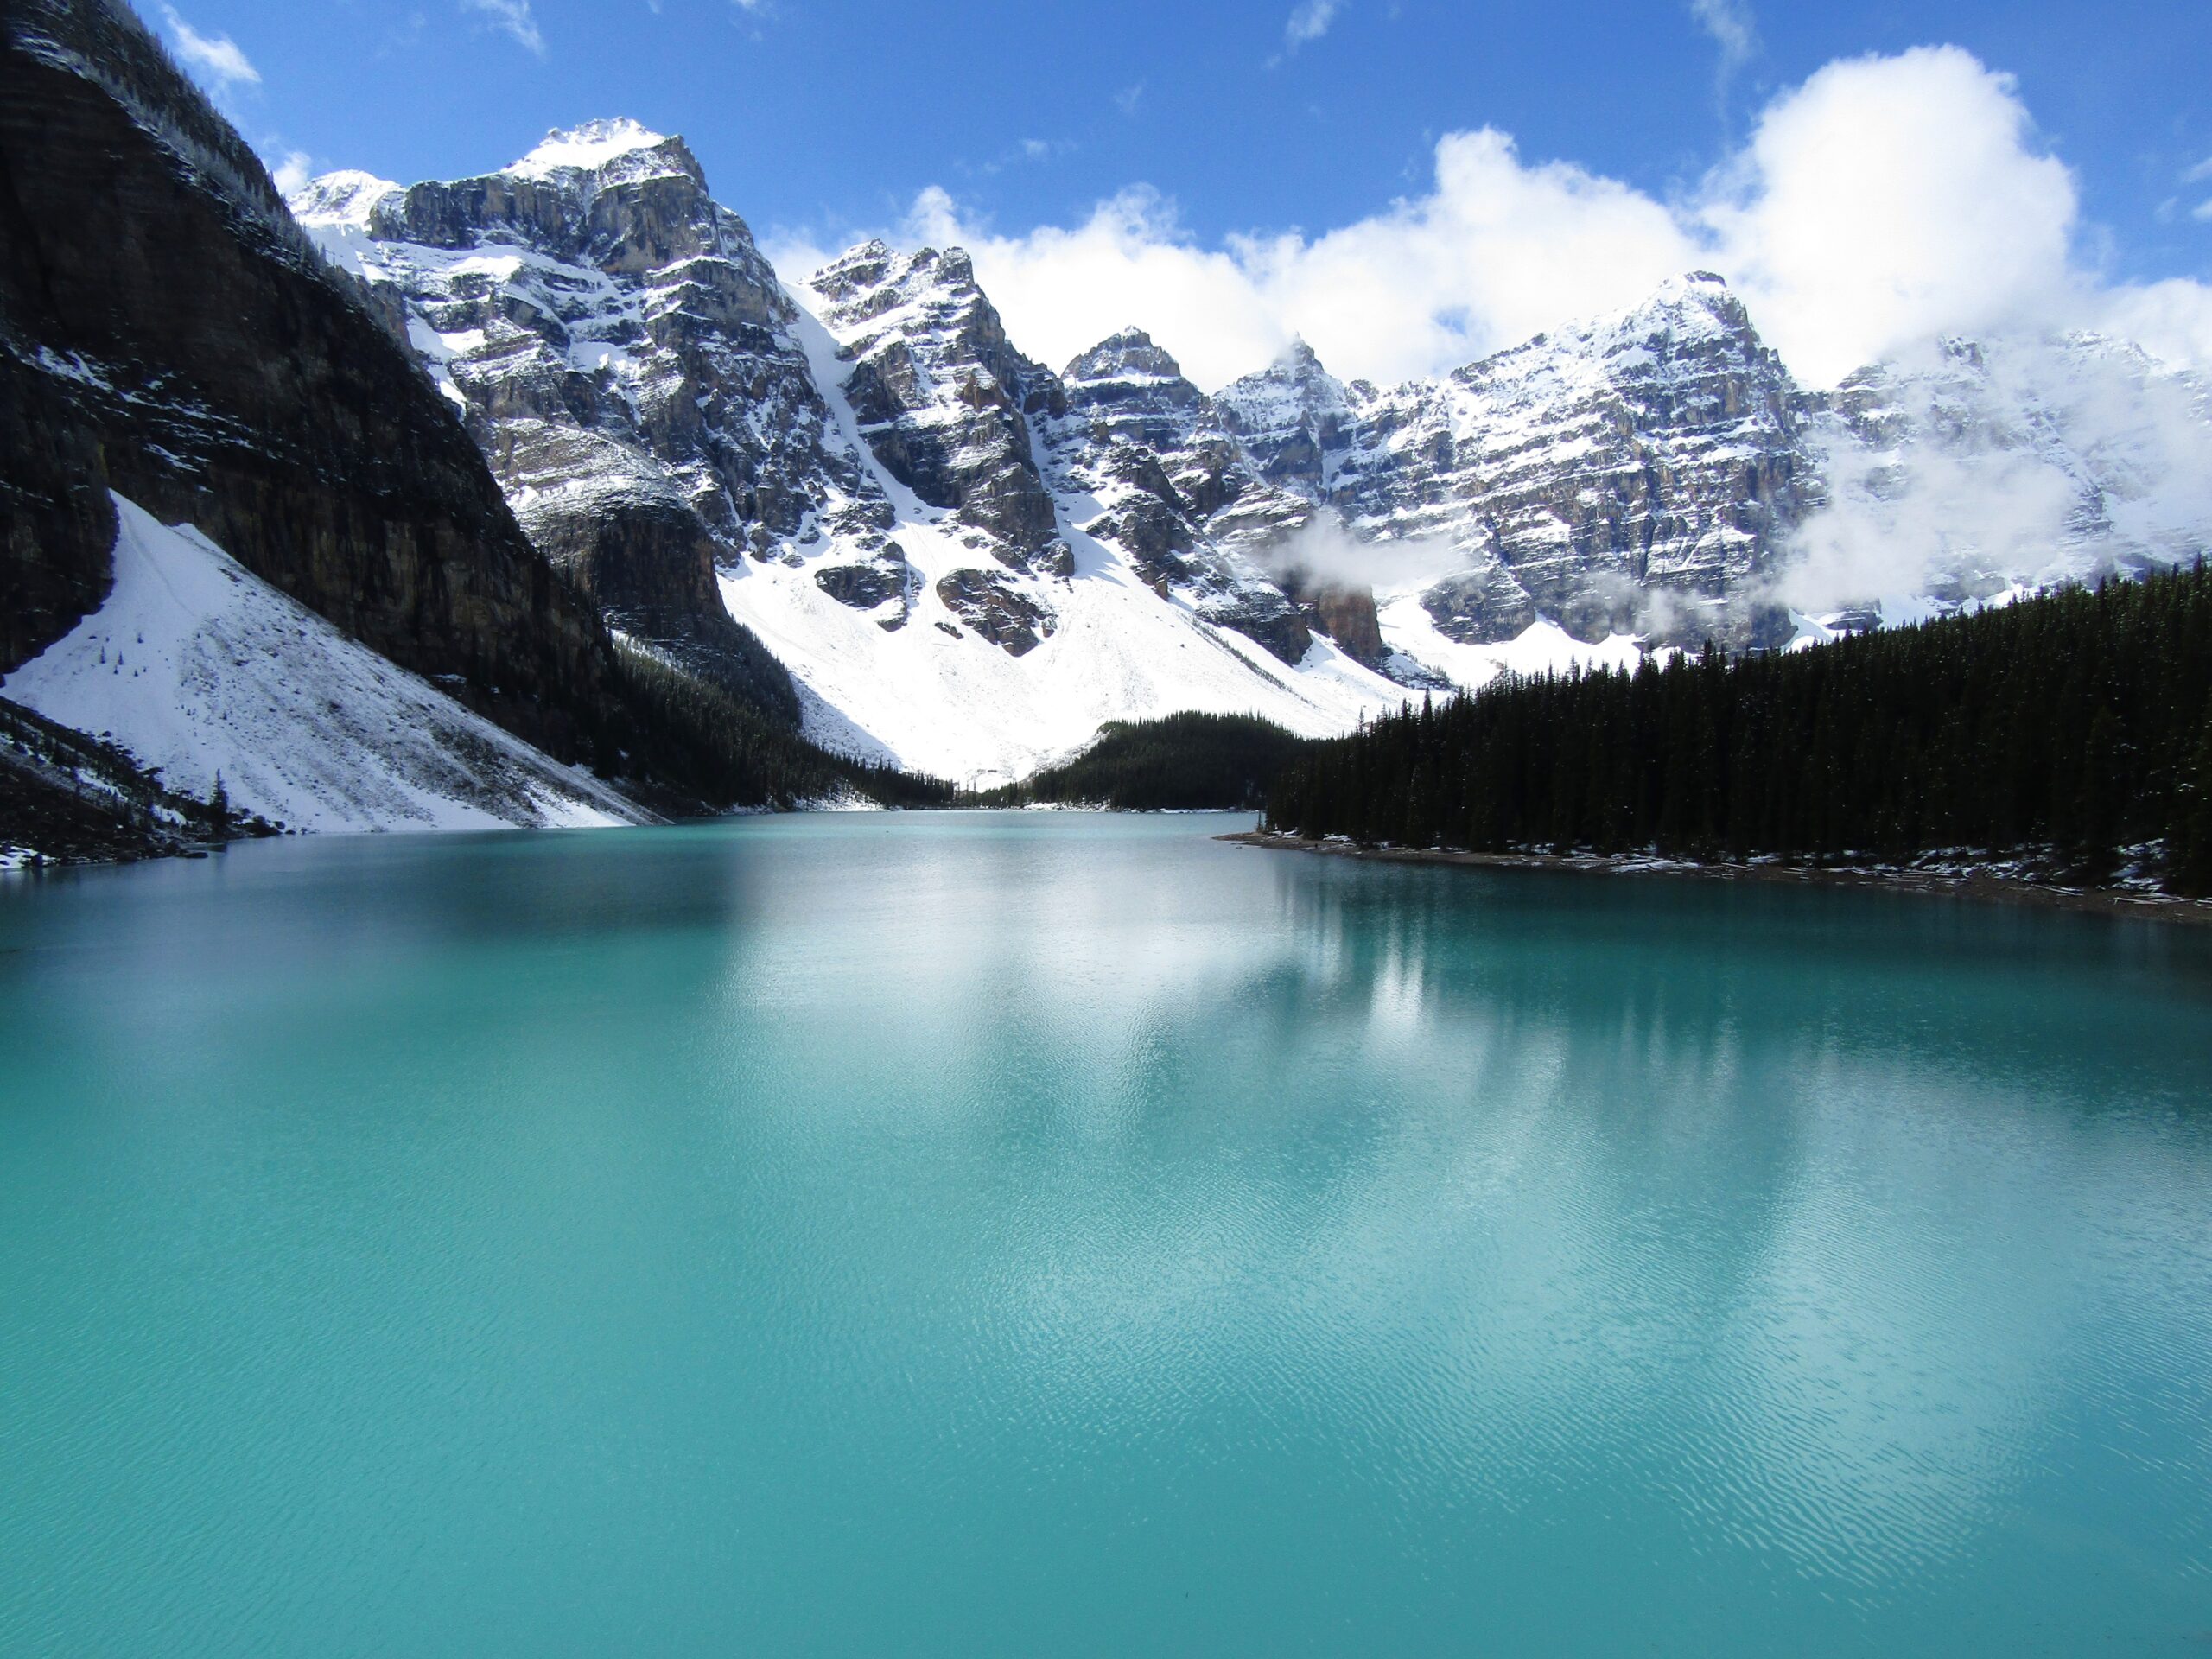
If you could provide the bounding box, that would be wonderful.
[976,712,1309,811]
[1264,563,2212,893]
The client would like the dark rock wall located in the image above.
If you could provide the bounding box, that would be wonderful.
[0,0,626,763]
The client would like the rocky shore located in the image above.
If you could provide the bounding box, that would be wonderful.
[1220,830,2212,927]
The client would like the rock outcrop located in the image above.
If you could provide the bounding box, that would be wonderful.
[1222,276,1814,649]
[1043,327,1313,663]
[1216,337,1356,499]
[291,119,814,716]
[809,242,1067,571]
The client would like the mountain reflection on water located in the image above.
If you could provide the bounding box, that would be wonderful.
[2,813,2207,1657]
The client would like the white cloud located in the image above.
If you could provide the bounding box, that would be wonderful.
[1115,82,1145,118]
[270,149,314,196]
[1700,48,2078,384]
[1776,334,2212,614]
[2098,280,2212,370]
[1284,0,1341,49]
[1688,0,1756,82]
[461,0,545,55]
[1255,512,1463,592]
[158,6,260,91]
[1230,130,1700,385]
[771,46,2212,397]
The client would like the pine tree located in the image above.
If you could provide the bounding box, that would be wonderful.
[2073,706,2124,885]
[2177,713,2212,897]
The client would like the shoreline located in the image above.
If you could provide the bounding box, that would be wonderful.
[1219,831,2212,928]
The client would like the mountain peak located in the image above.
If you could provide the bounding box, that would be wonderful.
[1065,327,1186,385]
[809,241,987,305]
[505,119,676,180]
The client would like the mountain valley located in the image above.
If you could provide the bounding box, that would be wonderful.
[3,0,2209,849]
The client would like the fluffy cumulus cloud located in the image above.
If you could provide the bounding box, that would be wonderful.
[771,46,2212,398]
[1701,48,2078,384]
[269,149,315,197]
[158,5,259,92]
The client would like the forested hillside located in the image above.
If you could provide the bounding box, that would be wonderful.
[980,713,1309,810]
[1266,563,2212,893]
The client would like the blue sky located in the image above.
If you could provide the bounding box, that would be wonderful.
[156,0,2212,388]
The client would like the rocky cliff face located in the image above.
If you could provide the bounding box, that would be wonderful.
[1216,338,1357,500]
[808,242,1067,574]
[293,121,809,717]
[1218,275,1815,650]
[1040,327,1313,663]
[0,0,631,765]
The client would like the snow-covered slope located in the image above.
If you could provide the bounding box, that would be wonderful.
[2,496,649,833]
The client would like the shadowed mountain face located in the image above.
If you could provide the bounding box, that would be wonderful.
[0,0,634,764]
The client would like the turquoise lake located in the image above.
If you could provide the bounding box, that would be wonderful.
[3,812,2209,1656]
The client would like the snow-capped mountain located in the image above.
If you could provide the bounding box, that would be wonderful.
[1220,274,1818,650]
[287,118,2212,787]
[289,126,1666,784]
[1792,332,2212,627]
[1,4,691,849]
[294,132,1428,785]
[10,12,968,860]
[735,245,1403,784]
[289,120,817,716]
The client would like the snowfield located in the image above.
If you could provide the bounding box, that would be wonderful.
[714,308,1410,786]
[2,496,650,834]
[721,518,1403,788]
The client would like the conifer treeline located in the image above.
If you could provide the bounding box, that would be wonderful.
[1265,563,2212,893]
[976,712,1306,810]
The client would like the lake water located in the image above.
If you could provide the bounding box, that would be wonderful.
[3,812,2209,1656]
